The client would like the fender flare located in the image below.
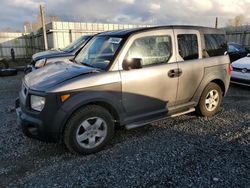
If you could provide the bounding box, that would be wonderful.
[192,69,228,103]
[56,90,124,134]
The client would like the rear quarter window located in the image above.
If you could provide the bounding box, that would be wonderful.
[204,34,227,57]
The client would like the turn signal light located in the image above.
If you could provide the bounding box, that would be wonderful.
[61,94,70,102]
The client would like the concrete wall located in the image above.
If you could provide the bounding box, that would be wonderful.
[0,21,150,59]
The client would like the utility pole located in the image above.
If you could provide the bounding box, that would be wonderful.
[40,4,48,50]
[215,17,218,29]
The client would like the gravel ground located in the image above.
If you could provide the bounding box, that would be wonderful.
[0,73,249,188]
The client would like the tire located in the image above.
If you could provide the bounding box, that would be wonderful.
[0,68,17,77]
[64,105,115,155]
[196,83,222,117]
[0,59,9,69]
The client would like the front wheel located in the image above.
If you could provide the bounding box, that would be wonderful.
[64,105,115,155]
[196,83,222,117]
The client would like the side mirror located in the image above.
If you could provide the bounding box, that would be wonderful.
[224,51,228,55]
[247,53,250,57]
[122,58,142,70]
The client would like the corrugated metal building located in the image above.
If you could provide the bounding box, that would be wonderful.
[0,21,151,59]
[0,32,30,59]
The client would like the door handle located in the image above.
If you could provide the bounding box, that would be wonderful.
[168,68,182,78]
[168,69,176,78]
[177,68,182,77]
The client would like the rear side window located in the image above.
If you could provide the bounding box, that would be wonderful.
[126,36,172,67]
[204,34,227,57]
[177,34,199,60]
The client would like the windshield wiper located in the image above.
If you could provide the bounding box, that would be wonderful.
[81,62,96,68]
[70,59,101,70]
[69,58,78,64]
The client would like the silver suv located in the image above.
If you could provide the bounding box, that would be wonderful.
[16,26,231,154]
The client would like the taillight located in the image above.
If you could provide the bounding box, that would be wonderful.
[228,64,232,76]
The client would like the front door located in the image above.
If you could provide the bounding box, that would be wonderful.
[119,30,179,120]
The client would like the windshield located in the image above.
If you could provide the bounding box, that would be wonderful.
[228,44,239,53]
[62,36,89,52]
[228,43,246,53]
[74,36,123,70]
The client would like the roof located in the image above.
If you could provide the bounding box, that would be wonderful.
[98,25,224,37]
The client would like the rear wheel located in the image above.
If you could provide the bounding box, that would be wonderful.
[196,83,222,117]
[64,105,115,155]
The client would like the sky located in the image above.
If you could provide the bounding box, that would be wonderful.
[1,0,250,31]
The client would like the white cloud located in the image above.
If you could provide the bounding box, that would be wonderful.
[2,0,250,30]
[217,0,244,14]
[149,3,161,11]
[112,0,135,4]
[192,0,213,11]
[124,0,135,3]
[13,0,44,10]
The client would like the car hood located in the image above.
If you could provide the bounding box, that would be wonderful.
[232,57,250,69]
[24,61,100,91]
[32,49,73,61]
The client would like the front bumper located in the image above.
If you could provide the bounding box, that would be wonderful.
[16,103,43,139]
[15,93,67,142]
[231,71,250,86]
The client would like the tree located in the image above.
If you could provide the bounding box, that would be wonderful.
[32,15,42,31]
[47,15,61,22]
[226,15,246,27]
[23,15,61,32]
[23,21,33,32]
[1,27,12,32]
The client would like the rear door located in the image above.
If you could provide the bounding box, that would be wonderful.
[118,30,179,119]
[173,29,204,105]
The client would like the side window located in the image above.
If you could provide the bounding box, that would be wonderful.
[177,34,199,61]
[204,34,227,57]
[126,36,172,67]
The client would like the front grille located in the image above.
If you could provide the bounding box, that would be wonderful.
[22,83,28,99]
[24,87,27,95]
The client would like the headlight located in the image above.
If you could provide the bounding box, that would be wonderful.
[35,58,46,68]
[30,95,45,111]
